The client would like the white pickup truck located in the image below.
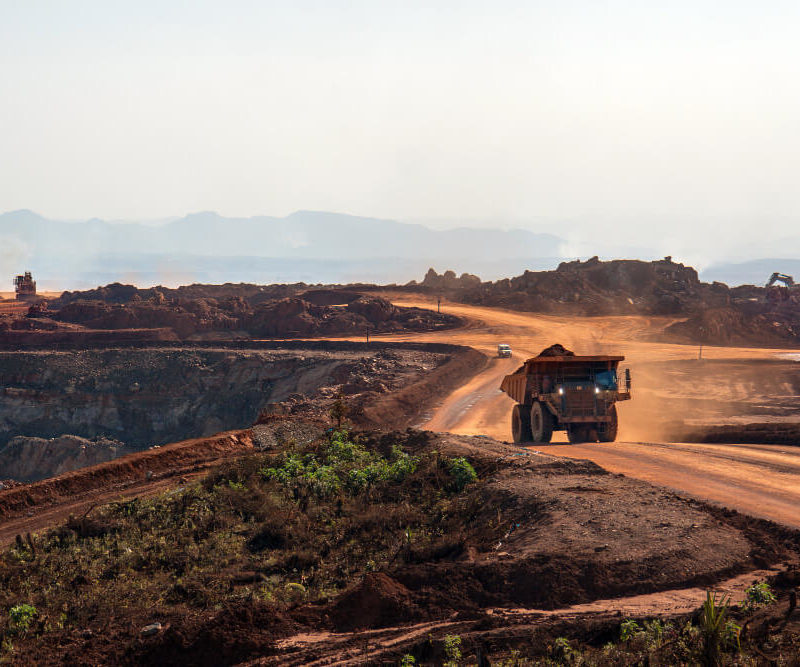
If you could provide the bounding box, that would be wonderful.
[497,344,512,358]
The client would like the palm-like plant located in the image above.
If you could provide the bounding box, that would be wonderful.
[699,591,730,666]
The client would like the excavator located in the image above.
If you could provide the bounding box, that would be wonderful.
[765,272,799,305]
[766,272,795,288]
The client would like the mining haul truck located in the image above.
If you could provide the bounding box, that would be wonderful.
[13,272,37,301]
[500,349,631,444]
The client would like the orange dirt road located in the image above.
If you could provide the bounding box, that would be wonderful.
[359,295,800,528]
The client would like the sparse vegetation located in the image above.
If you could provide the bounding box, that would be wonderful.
[0,429,486,662]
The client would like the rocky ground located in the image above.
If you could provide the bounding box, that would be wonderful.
[5,285,462,344]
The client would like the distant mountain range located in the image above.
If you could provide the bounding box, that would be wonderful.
[0,210,565,290]
[2,209,795,290]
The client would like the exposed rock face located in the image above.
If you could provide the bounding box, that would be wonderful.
[0,349,353,450]
[537,344,575,357]
[0,435,130,482]
[0,345,453,480]
[421,268,482,290]
[453,257,729,316]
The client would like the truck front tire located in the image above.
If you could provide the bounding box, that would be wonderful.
[597,405,618,442]
[511,404,532,443]
[530,401,554,444]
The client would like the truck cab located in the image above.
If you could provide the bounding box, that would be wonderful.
[497,344,512,358]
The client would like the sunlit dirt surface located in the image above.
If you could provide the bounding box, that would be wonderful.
[338,294,800,527]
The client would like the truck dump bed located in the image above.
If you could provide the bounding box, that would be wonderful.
[500,355,625,404]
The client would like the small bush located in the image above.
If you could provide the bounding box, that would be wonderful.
[443,634,462,666]
[619,618,641,642]
[743,581,776,610]
[447,457,477,491]
[551,636,581,663]
[8,604,36,635]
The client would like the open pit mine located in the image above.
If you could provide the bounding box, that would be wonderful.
[0,260,800,664]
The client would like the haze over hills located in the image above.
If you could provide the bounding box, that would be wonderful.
[1,208,795,290]
[0,209,570,289]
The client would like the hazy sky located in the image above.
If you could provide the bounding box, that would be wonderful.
[2,1,799,260]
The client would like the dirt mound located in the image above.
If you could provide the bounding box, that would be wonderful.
[537,343,574,357]
[664,305,800,347]
[2,426,799,664]
[416,257,718,316]
[48,289,461,340]
[129,601,299,667]
[330,573,420,631]
[54,281,305,307]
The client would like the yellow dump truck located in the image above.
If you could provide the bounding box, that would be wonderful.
[500,350,631,444]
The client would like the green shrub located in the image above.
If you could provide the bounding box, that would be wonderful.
[443,634,462,666]
[723,620,741,653]
[261,431,419,498]
[619,618,641,642]
[551,636,581,663]
[743,581,776,610]
[447,457,477,491]
[8,604,36,635]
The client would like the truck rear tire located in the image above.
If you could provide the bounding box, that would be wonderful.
[597,405,618,442]
[511,404,532,443]
[530,401,554,443]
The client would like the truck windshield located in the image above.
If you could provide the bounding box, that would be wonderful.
[595,370,617,390]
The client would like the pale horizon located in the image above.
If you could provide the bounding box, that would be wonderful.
[3,1,800,266]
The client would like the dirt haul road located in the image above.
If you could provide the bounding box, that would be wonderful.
[346,295,800,528]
